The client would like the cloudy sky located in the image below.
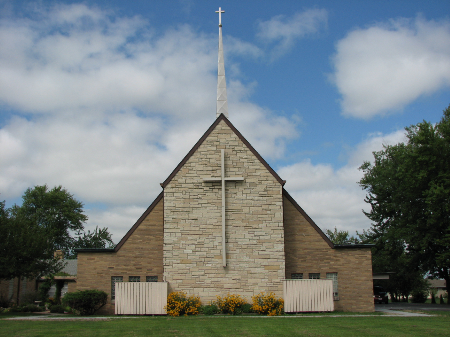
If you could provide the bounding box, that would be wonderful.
[1,0,449,242]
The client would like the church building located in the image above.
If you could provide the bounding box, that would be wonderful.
[75,8,374,314]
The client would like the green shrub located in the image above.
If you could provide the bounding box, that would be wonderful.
[201,304,219,315]
[251,292,284,316]
[39,279,53,302]
[49,304,65,313]
[215,294,247,315]
[241,303,253,313]
[0,292,11,308]
[21,291,40,305]
[9,306,21,312]
[166,292,202,316]
[411,290,427,303]
[62,290,107,315]
[22,304,44,312]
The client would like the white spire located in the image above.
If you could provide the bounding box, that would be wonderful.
[216,7,228,118]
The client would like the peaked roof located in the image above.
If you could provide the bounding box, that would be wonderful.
[161,114,285,188]
[282,189,334,249]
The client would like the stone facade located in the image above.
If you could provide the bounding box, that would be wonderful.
[163,119,285,302]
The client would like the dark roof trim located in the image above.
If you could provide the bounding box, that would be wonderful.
[76,191,164,254]
[282,189,334,249]
[334,244,374,249]
[161,114,285,188]
[74,248,115,253]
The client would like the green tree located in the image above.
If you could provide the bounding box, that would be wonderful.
[0,201,63,304]
[19,185,88,253]
[68,226,115,259]
[326,227,358,244]
[1,185,115,303]
[359,105,450,301]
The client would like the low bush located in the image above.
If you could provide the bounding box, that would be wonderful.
[216,294,247,315]
[21,291,40,305]
[62,290,108,315]
[411,290,427,303]
[201,304,219,315]
[49,304,65,313]
[21,304,44,312]
[0,292,11,308]
[241,303,253,313]
[166,292,201,317]
[252,292,284,316]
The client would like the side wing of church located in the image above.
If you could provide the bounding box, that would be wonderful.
[76,114,374,313]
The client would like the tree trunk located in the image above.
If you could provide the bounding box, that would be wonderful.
[16,277,21,306]
[444,276,450,305]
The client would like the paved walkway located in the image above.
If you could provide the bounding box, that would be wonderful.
[4,303,449,320]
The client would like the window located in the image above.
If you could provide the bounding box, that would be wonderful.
[309,273,320,279]
[111,276,123,300]
[129,276,140,282]
[291,273,303,279]
[146,276,158,282]
[326,273,339,300]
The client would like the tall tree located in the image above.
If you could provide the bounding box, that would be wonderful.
[326,227,359,244]
[0,201,63,303]
[1,185,115,303]
[68,226,115,259]
[359,105,450,301]
[19,185,88,254]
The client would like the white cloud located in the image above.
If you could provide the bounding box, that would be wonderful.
[332,16,450,119]
[0,4,298,241]
[279,129,407,235]
[85,205,148,243]
[257,9,328,58]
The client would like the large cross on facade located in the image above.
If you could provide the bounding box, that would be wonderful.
[203,149,244,267]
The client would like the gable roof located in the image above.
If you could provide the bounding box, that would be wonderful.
[75,191,163,254]
[114,191,164,251]
[161,114,285,188]
[282,188,334,249]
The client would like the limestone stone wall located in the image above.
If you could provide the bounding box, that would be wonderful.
[283,195,374,312]
[76,198,164,314]
[164,120,285,302]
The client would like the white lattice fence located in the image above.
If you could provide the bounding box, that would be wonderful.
[283,279,334,312]
[115,282,168,315]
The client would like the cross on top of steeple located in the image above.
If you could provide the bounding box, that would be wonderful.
[215,7,225,27]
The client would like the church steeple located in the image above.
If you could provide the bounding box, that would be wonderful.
[216,7,228,118]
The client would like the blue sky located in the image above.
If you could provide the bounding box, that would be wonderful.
[0,0,449,241]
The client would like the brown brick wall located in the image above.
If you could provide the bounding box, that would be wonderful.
[0,278,38,305]
[76,197,164,314]
[284,195,374,312]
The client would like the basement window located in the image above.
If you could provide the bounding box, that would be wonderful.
[291,273,303,279]
[309,273,320,279]
[129,276,140,282]
[146,276,158,282]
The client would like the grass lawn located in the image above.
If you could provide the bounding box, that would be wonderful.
[1,313,449,337]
